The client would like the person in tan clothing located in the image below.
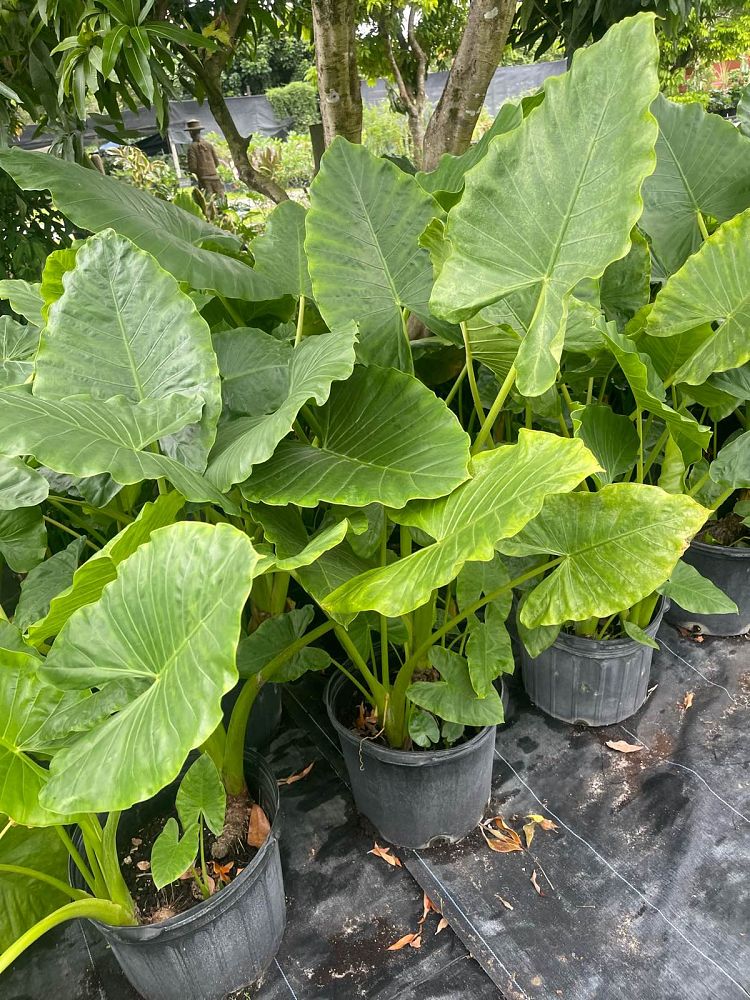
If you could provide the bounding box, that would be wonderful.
[185,118,225,201]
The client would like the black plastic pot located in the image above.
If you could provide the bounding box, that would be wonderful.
[70,750,286,1000]
[222,681,283,750]
[325,673,496,849]
[520,598,668,726]
[665,539,750,636]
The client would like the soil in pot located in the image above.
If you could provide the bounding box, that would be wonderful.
[120,801,268,924]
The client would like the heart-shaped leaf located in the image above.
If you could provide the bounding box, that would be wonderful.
[640,95,750,278]
[0,507,46,573]
[430,15,660,396]
[241,365,470,508]
[252,200,312,299]
[501,484,709,627]
[176,753,226,836]
[34,230,222,469]
[237,607,330,683]
[0,456,49,510]
[0,316,38,388]
[407,648,505,726]
[151,818,199,890]
[39,523,261,815]
[658,560,738,615]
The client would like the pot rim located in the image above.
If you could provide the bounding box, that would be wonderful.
[71,749,281,942]
[324,672,496,767]
[544,595,669,659]
[691,537,750,559]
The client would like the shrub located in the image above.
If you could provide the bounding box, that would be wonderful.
[266,81,321,130]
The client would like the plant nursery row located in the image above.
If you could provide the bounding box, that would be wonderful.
[0,13,749,999]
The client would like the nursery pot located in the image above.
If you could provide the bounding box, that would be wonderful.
[70,750,286,1000]
[325,673,496,849]
[520,598,668,726]
[665,539,750,636]
[222,681,283,750]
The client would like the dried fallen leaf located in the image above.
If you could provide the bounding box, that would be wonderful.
[368,842,402,868]
[530,870,544,897]
[605,739,642,754]
[496,895,514,911]
[436,917,449,934]
[388,932,419,951]
[526,814,558,833]
[409,933,422,949]
[247,804,271,848]
[277,762,315,786]
[212,860,233,885]
[418,892,439,925]
[680,691,695,712]
[523,822,536,850]
[135,860,150,871]
[481,826,524,854]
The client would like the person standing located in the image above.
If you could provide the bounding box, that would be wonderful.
[185,118,225,205]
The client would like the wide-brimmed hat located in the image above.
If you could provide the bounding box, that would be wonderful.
[186,118,203,132]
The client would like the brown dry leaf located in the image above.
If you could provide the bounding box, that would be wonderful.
[481,826,524,854]
[368,842,403,868]
[205,874,216,895]
[605,739,642,754]
[526,814,558,832]
[212,860,233,885]
[418,892,439,925]
[387,932,419,951]
[135,860,150,871]
[523,822,536,850]
[496,895,514,911]
[530,870,544,897]
[277,762,315,786]
[409,933,422,949]
[247,804,271,848]
[680,691,695,712]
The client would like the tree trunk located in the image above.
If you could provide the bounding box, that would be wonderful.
[201,72,289,203]
[407,110,425,167]
[311,0,363,146]
[421,0,515,170]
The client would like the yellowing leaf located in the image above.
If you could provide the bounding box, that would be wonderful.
[680,691,695,711]
[523,822,536,849]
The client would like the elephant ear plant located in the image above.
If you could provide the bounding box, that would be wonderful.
[0,520,263,969]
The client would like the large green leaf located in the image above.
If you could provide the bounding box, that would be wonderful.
[415,102,523,207]
[0,316,38,388]
[151,818,198,890]
[39,246,79,323]
[35,230,221,469]
[498,484,709,627]
[305,139,442,369]
[237,607,330,683]
[323,430,601,618]
[13,538,86,633]
[0,823,70,950]
[571,404,639,485]
[407,647,505,727]
[240,365,470,508]
[206,326,357,492]
[640,95,750,278]
[658,560,737,615]
[599,229,651,327]
[0,644,80,825]
[40,523,261,815]
[0,281,43,328]
[709,431,750,489]
[0,456,49,510]
[0,387,230,508]
[430,15,660,396]
[0,507,46,573]
[26,493,184,645]
[252,200,312,299]
[601,326,711,450]
[646,209,750,386]
[213,327,292,416]
[0,148,285,302]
